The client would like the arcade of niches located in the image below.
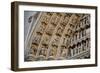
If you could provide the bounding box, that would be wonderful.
[24,12,90,61]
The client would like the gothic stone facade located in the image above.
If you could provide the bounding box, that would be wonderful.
[24,12,90,61]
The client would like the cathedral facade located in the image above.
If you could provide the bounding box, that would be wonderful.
[24,12,90,61]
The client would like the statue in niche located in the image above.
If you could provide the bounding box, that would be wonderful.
[74,33,77,41]
[62,37,69,47]
[67,29,72,35]
[83,41,86,51]
[52,36,60,46]
[51,13,60,26]
[77,43,81,53]
[56,26,63,36]
[30,45,38,56]
[60,46,67,58]
[46,24,55,35]
[67,48,71,57]
[37,22,47,34]
[86,38,90,49]
[60,15,69,27]
[49,46,57,57]
[54,14,61,24]
[26,46,37,61]
[86,15,90,27]
[75,45,78,54]
[71,15,78,24]
[70,47,74,57]
[72,45,76,56]
[42,13,51,24]
[32,34,41,45]
[51,14,57,25]
[64,16,69,23]
[42,35,51,45]
[39,45,48,57]
[81,41,85,51]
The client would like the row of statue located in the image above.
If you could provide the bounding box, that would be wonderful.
[24,12,90,61]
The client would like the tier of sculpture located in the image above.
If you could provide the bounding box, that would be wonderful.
[24,12,90,61]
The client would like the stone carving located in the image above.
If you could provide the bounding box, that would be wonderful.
[41,13,51,24]
[56,26,64,36]
[36,22,47,34]
[41,34,51,45]
[51,35,60,46]
[25,12,90,61]
[39,45,48,57]
[32,34,42,45]
[49,46,58,58]
[46,24,55,35]
[51,13,61,26]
